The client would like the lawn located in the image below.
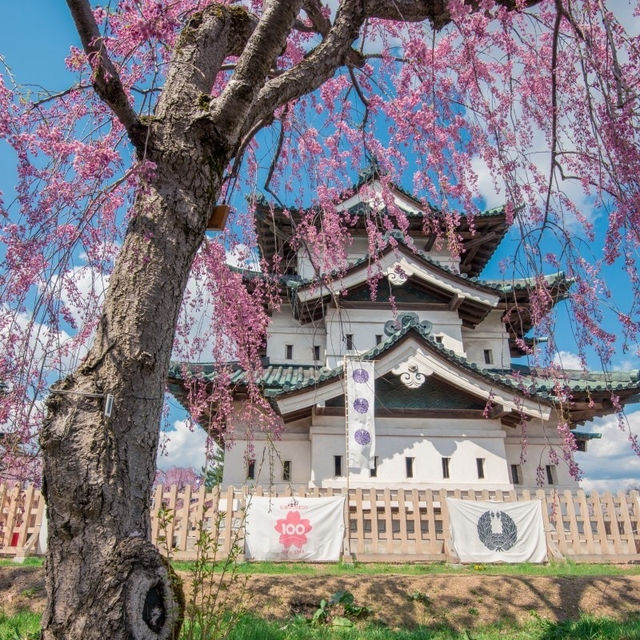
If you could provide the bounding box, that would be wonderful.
[4,556,640,578]
[182,612,640,640]
[4,611,640,640]
[171,559,640,577]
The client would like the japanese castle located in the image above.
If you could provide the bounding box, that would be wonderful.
[169,168,640,490]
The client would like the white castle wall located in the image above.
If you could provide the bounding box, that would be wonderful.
[461,310,512,370]
[324,307,465,368]
[265,306,326,365]
[221,415,578,490]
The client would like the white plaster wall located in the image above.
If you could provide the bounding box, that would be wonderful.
[223,434,311,488]
[419,247,459,272]
[505,423,580,489]
[461,310,511,370]
[296,236,461,279]
[266,306,326,365]
[222,415,580,490]
[324,307,465,368]
[309,416,512,489]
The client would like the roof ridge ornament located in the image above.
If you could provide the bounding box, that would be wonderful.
[384,313,432,336]
[386,263,411,286]
[392,355,434,389]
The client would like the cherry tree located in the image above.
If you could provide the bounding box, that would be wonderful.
[1,0,639,637]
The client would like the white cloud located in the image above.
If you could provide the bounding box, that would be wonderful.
[552,350,584,370]
[470,156,504,210]
[576,408,640,491]
[56,265,109,329]
[225,243,261,271]
[157,419,208,472]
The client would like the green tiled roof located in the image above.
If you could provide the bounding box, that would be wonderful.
[235,247,570,304]
[288,232,509,295]
[573,431,602,440]
[169,318,640,404]
[245,234,571,308]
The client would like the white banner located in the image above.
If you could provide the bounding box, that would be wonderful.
[446,498,547,563]
[245,496,345,562]
[346,359,375,469]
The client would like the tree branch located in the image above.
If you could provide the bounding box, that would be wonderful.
[209,0,305,148]
[240,0,366,141]
[156,5,256,123]
[363,0,543,29]
[66,0,146,149]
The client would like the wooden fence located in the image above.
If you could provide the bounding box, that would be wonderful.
[2,484,639,563]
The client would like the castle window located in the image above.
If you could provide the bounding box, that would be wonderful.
[283,460,291,481]
[375,334,382,345]
[546,464,557,485]
[334,455,343,477]
[313,345,321,361]
[442,457,450,479]
[370,456,378,478]
[247,459,256,480]
[435,335,443,344]
[345,334,354,350]
[483,349,494,365]
[511,464,522,485]
[405,457,414,479]
[476,458,485,479]
[285,344,293,360]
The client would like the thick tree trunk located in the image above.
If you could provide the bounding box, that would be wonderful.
[40,134,223,637]
[38,2,306,635]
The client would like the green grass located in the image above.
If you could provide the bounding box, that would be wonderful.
[171,559,640,577]
[220,613,640,640]
[0,610,40,640]
[3,556,640,577]
[2,609,640,639]
[0,557,43,568]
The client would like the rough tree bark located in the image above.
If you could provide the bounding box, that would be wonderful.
[39,1,542,637]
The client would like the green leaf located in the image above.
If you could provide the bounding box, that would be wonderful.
[330,590,354,606]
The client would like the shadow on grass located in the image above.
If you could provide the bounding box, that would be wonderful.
[223,613,640,640]
[536,614,640,640]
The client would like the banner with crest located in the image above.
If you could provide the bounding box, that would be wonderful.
[245,496,345,562]
[446,498,547,563]
[345,358,376,469]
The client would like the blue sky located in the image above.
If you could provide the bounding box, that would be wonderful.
[1,1,638,489]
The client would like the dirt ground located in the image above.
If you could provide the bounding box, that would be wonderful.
[3,566,640,630]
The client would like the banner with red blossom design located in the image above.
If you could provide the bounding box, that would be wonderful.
[245,496,345,562]
[345,358,376,469]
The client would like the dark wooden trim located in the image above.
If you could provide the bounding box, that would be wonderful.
[314,407,489,419]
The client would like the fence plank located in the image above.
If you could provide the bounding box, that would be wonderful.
[617,491,635,553]
[15,485,34,550]
[4,486,20,551]
[223,485,235,556]
[631,490,640,555]
[603,491,624,555]
[397,489,408,555]
[410,489,423,554]
[354,488,364,556]
[577,490,595,555]
[589,491,609,555]
[369,488,379,555]
[382,489,393,554]
[563,490,580,556]
[177,485,192,554]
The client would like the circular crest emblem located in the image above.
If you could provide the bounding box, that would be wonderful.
[352,397,369,414]
[354,429,371,445]
[476,511,518,552]
[352,368,369,384]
